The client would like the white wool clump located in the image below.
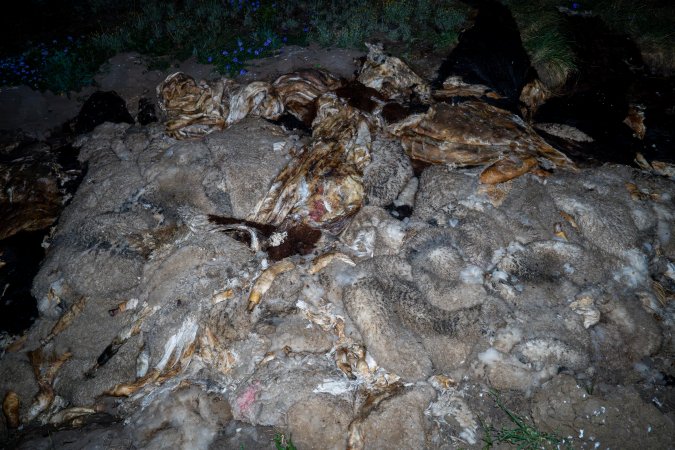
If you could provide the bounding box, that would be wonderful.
[313,379,355,395]
[334,266,362,287]
[425,392,479,445]
[350,228,376,257]
[268,231,287,247]
[459,194,490,212]
[563,263,575,274]
[156,318,199,372]
[630,207,654,231]
[460,265,484,284]
[653,203,672,247]
[477,348,503,365]
[666,262,675,282]
[301,280,325,301]
[394,176,418,206]
[383,222,406,248]
[613,249,649,288]
[493,327,523,353]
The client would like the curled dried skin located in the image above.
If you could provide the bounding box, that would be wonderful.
[559,210,578,229]
[86,304,157,378]
[105,369,160,397]
[42,296,87,345]
[3,391,20,428]
[25,350,72,422]
[553,222,568,240]
[48,407,96,426]
[309,251,356,274]
[247,260,295,311]
[479,155,538,184]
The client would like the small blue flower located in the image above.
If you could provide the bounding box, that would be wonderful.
[67,36,73,41]
[207,56,213,62]
[233,49,238,54]
[572,2,579,9]
[226,64,231,70]
[254,50,259,55]
[303,26,309,33]
[247,48,251,53]
[240,69,247,75]
[233,57,239,63]
[282,36,287,43]
[222,50,228,56]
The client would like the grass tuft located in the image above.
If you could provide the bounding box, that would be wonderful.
[481,389,570,450]
[503,0,577,90]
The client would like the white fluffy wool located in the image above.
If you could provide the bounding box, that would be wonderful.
[460,265,484,285]
[613,249,649,288]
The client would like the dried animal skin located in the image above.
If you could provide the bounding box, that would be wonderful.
[3,390,20,428]
[25,350,72,422]
[247,260,295,311]
[389,101,575,182]
[635,153,675,180]
[434,76,503,101]
[273,69,343,125]
[250,94,373,232]
[624,104,646,139]
[479,155,538,184]
[226,81,284,125]
[309,251,356,274]
[41,295,87,345]
[86,304,158,377]
[157,72,232,139]
[48,406,96,426]
[105,369,160,397]
[569,295,601,329]
[358,43,430,102]
[559,210,579,229]
[198,327,236,374]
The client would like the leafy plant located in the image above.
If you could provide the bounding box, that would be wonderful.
[273,433,297,450]
[481,389,570,450]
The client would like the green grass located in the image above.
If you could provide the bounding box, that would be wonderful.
[502,0,577,90]
[0,0,468,94]
[503,0,675,86]
[481,389,570,450]
[592,0,675,74]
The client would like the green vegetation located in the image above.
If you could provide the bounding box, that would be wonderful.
[503,0,577,90]
[592,0,675,74]
[1,0,672,94]
[273,432,297,450]
[481,389,570,450]
[0,0,467,94]
[504,0,675,87]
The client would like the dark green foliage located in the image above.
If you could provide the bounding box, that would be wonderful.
[0,0,468,93]
[480,389,571,450]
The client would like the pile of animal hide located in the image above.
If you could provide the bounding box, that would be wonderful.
[157,43,576,231]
